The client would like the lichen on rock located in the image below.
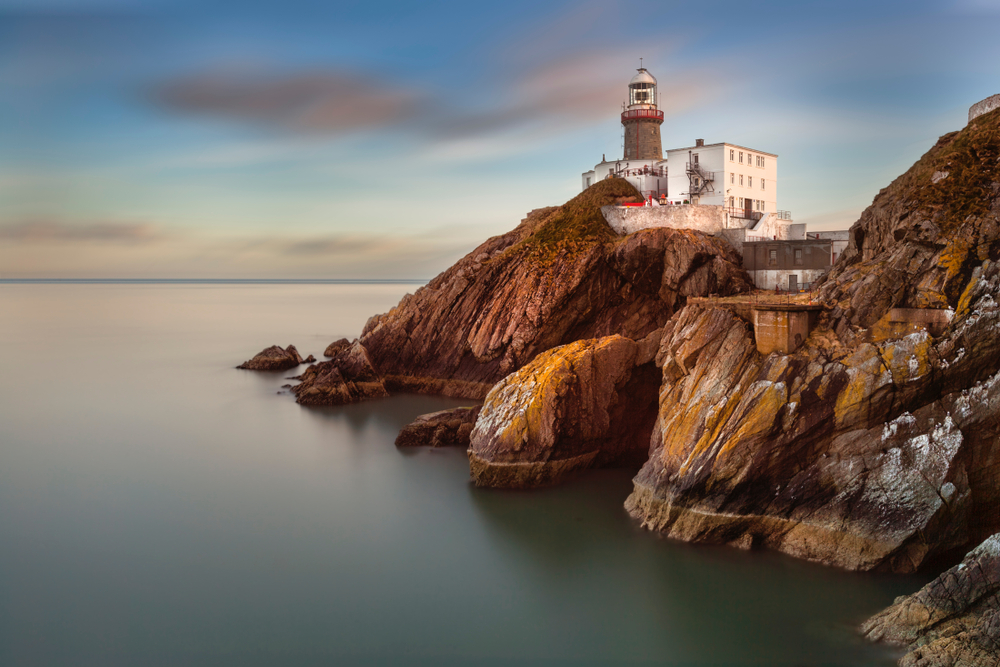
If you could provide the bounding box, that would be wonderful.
[468,334,660,488]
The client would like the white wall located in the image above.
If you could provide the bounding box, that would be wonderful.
[600,204,727,235]
[721,144,778,214]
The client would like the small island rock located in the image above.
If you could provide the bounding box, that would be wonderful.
[237,344,305,371]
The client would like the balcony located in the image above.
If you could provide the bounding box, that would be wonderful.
[621,108,664,121]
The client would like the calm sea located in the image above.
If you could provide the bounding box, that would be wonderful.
[0,282,926,666]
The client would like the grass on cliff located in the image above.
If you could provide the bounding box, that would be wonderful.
[886,105,1000,234]
[524,178,642,260]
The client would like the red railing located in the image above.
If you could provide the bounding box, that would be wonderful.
[621,108,664,121]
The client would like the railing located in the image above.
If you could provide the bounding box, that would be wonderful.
[724,207,763,221]
[685,163,715,181]
[616,167,666,178]
[621,108,664,121]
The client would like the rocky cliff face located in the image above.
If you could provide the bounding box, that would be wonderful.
[623,108,1000,573]
[468,333,661,487]
[862,533,1000,667]
[358,179,752,400]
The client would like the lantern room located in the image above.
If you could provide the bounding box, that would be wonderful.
[628,68,657,109]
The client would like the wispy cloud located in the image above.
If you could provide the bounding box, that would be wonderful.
[150,70,425,134]
[0,219,166,244]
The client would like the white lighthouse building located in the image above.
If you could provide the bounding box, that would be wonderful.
[582,67,786,220]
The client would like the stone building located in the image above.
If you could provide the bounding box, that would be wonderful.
[743,239,832,291]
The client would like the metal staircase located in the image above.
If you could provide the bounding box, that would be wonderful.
[685,161,715,197]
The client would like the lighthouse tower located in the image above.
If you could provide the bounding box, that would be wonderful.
[622,68,663,161]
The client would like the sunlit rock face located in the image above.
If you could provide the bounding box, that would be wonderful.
[468,334,661,488]
[625,108,1000,573]
[863,533,1000,666]
[358,178,751,400]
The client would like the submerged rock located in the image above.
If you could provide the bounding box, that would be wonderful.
[237,344,306,371]
[359,179,752,400]
[291,340,388,406]
[468,334,661,488]
[862,533,1000,666]
[395,406,481,448]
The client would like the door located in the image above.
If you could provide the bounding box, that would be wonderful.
[788,274,798,291]
[744,197,753,218]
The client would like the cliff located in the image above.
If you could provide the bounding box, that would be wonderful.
[622,107,1000,573]
[358,178,752,400]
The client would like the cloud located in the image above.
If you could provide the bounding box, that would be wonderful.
[150,70,424,134]
[0,219,165,243]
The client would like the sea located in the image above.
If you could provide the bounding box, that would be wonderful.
[0,281,928,666]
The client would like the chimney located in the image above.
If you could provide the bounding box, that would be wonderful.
[695,139,704,147]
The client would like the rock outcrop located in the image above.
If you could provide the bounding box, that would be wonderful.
[324,338,350,358]
[395,406,481,448]
[622,107,1000,572]
[291,340,388,406]
[862,533,1000,667]
[237,344,307,371]
[468,333,661,488]
[358,179,752,400]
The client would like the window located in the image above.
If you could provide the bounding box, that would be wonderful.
[729,196,734,206]
[761,179,765,190]
[748,153,753,165]
[748,176,753,188]
[730,149,734,161]
[768,249,778,267]
[730,173,734,184]
[740,175,744,186]
[585,177,592,187]
[739,151,743,163]
[693,154,699,164]
[761,157,765,168]
[794,249,803,266]
[739,197,744,207]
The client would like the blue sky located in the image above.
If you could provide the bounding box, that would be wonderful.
[2,0,999,278]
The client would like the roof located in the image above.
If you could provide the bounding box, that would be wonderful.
[629,68,657,86]
[665,142,778,158]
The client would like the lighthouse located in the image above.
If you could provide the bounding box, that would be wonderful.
[622,68,663,161]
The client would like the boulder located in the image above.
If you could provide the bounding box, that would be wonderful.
[468,334,661,488]
[862,533,1000,666]
[237,344,305,371]
[395,406,481,448]
[291,340,388,406]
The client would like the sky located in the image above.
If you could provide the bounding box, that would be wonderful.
[2,0,1000,279]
